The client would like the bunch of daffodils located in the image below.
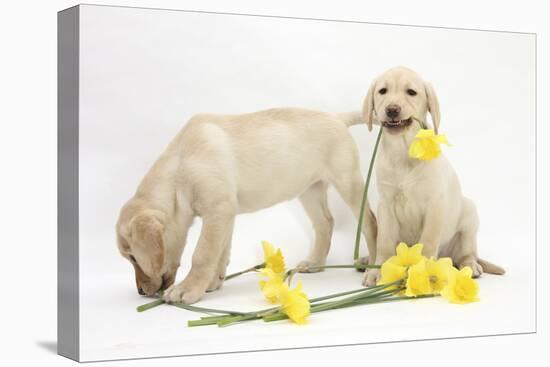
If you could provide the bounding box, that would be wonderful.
[379,243,479,303]
[137,241,479,327]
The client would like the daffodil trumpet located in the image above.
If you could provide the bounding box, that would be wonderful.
[408,116,450,161]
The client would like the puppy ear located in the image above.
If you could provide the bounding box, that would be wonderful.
[129,213,165,274]
[424,82,441,134]
[362,80,376,132]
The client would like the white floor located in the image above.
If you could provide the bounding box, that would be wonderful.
[79,231,535,362]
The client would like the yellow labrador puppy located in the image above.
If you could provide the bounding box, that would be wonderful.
[116,108,377,304]
[362,67,504,286]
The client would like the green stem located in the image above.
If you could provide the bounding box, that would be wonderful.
[217,314,259,327]
[144,263,383,313]
[284,263,381,282]
[309,286,403,314]
[137,296,247,315]
[308,281,396,303]
[136,299,165,312]
[304,264,381,273]
[224,263,265,281]
[354,127,383,260]
[263,288,435,323]
[186,280,404,327]
[188,318,224,327]
[171,303,247,315]
[263,293,416,322]
[411,116,428,130]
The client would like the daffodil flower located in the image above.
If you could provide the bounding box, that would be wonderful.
[258,268,286,303]
[378,261,407,288]
[405,257,453,297]
[279,281,310,324]
[424,257,454,294]
[388,242,425,267]
[408,129,450,161]
[441,266,479,304]
[405,259,431,297]
[262,240,286,274]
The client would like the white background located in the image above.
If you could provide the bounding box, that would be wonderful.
[0,0,547,366]
[77,4,535,361]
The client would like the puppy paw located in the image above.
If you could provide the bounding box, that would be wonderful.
[459,260,483,278]
[363,268,381,287]
[181,288,206,304]
[163,282,206,304]
[354,256,370,272]
[206,275,224,293]
[296,260,325,273]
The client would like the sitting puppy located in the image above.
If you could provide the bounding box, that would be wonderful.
[116,108,378,304]
[362,67,505,286]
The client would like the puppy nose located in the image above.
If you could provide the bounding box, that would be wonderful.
[137,287,145,295]
[385,104,401,119]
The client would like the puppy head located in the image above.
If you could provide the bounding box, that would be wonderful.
[116,202,175,296]
[363,66,440,134]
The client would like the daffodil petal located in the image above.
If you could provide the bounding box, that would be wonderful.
[262,241,275,258]
[415,129,436,138]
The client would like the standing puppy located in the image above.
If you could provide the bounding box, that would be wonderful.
[116,108,377,304]
[362,67,504,286]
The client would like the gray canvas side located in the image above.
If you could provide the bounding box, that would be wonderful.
[58,5,80,362]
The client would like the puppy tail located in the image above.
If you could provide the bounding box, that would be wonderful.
[337,111,364,127]
[478,258,506,275]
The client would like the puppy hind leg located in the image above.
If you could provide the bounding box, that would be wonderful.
[297,181,334,272]
[453,200,483,278]
[453,233,483,278]
[456,199,505,276]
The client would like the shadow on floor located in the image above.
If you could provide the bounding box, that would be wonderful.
[36,340,57,354]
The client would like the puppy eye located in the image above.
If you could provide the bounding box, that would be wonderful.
[378,88,387,95]
[129,255,137,263]
[407,89,417,96]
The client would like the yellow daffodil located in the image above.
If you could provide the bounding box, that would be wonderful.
[262,240,286,274]
[258,268,286,303]
[378,261,407,288]
[425,257,454,294]
[388,242,425,267]
[405,257,453,297]
[441,266,479,304]
[408,129,450,161]
[405,259,431,297]
[279,281,310,324]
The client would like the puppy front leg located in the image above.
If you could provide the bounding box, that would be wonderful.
[164,203,235,304]
[207,232,232,292]
[363,201,399,286]
[418,201,444,259]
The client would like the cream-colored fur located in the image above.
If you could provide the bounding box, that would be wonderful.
[116,108,377,304]
[361,67,505,286]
